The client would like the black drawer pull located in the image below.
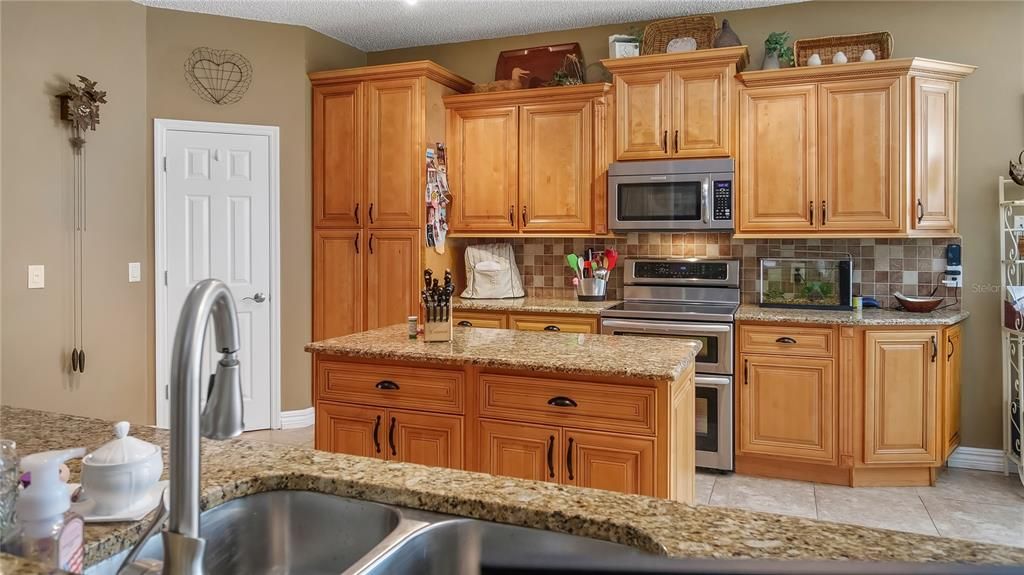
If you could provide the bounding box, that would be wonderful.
[375,380,400,390]
[566,437,575,481]
[388,416,397,456]
[543,325,561,332]
[457,320,473,327]
[546,435,555,479]
[547,396,577,408]
[776,337,797,344]
[947,335,954,361]
[372,415,381,454]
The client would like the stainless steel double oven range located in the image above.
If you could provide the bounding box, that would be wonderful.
[600,258,738,471]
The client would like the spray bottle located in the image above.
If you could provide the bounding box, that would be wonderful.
[16,448,86,574]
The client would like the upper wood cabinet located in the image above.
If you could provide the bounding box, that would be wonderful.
[735,58,974,238]
[602,47,748,161]
[313,83,364,228]
[366,79,422,228]
[445,84,612,235]
[863,329,940,465]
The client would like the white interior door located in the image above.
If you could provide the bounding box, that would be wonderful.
[159,127,275,430]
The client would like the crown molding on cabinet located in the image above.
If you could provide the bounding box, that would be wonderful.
[310,60,474,92]
[443,82,613,108]
[601,45,750,74]
[738,57,976,87]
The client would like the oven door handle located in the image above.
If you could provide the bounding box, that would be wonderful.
[701,179,709,224]
[694,375,732,387]
[600,319,732,335]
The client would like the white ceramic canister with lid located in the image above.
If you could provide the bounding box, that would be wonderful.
[80,422,162,515]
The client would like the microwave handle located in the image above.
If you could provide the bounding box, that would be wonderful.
[701,179,709,224]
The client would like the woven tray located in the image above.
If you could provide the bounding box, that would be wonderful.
[641,15,716,55]
[794,31,893,66]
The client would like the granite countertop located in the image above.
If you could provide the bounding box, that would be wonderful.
[735,304,969,326]
[1,405,1022,574]
[306,324,697,381]
[452,295,620,316]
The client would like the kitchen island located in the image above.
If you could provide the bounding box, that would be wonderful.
[1,405,1023,574]
[306,324,700,502]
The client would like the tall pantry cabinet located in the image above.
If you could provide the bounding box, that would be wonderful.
[311,62,473,340]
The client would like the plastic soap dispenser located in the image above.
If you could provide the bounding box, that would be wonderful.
[16,448,86,574]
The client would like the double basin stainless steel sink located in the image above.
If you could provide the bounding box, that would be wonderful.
[90,490,643,575]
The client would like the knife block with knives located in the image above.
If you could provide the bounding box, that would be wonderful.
[422,268,454,342]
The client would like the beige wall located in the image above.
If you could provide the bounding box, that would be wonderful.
[1,1,365,423]
[1,1,150,421]
[370,1,1024,450]
[145,8,365,414]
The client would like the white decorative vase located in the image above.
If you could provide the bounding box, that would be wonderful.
[807,53,822,66]
[860,49,876,62]
[832,51,848,64]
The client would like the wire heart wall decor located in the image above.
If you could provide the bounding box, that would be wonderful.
[184,47,252,105]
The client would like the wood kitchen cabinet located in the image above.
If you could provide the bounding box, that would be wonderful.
[453,310,508,330]
[863,329,940,465]
[311,62,473,340]
[452,310,597,334]
[564,429,655,496]
[738,353,836,464]
[316,402,385,459]
[479,419,559,483]
[943,323,962,458]
[602,47,747,161]
[735,59,974,238]
[445,84,612,235]
[389,409,464,469]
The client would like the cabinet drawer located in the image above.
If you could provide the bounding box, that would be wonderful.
[453,310,508,329]
[318,360,465,414]
[508,314,598,334]
[739,324,835,357]
[479,373,656,435]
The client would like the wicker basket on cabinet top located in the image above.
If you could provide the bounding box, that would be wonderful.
[793,32,893,66]
[641,15,716,55]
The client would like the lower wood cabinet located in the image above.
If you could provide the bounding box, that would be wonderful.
[453,310,508,329]
[451,309,598,334]
[316,401,464,469]
[738,354,836,464]
[943,323,962,458]
[863,329,940,465]
[478,419,655,496]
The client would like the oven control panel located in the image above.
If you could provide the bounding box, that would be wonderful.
[712,180,732,221]
[634,261,730,281]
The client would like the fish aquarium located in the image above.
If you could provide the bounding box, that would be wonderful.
[759,257,853,310]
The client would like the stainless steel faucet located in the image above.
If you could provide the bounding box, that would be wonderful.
[122,279,245,575]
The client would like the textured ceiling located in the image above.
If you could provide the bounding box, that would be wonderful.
[134,0,803,52]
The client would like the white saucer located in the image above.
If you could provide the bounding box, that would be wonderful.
[70,480,168,523]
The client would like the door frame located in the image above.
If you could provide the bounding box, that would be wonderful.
[153,119,282,430]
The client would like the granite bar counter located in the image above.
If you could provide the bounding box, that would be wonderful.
[306,323,694,381]
[452,294,620,316]
[735,303,969,326]
[1,405,1023,574]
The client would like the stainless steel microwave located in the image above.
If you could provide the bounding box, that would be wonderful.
[608,158,734,231]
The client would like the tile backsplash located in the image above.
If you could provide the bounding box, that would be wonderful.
[459,234,959,309]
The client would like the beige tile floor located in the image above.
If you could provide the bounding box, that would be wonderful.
[241,428,1023,548]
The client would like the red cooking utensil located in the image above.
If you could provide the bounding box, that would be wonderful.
[604,248,619,271]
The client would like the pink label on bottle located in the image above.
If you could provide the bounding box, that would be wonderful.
[59,516,84,574]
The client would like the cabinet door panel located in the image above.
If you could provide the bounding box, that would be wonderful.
[367,78,421,228]
[738,85,818,232]
[912,78,957,232]
[313,229,363,339]
[614,71,672,160]
[672,67,728,157]
[819,78,902,231]
[738,354,836,463]
[507,314,598,334]
[316,402,385,458]
[564,429,655,496]
[314,83,364,228]
[863,330,940,464]
[453,311,508,329]
[943,324,962,458]
[519,101,593,232]
[389,410,463,469]
[479,419,559,483]
[447,107,518,232]
[366,229,419,329]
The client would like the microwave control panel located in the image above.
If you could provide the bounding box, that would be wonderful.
[712,180,732,221]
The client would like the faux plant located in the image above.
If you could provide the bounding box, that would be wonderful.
[764,31,794,66]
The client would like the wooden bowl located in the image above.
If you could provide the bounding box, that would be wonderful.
[894,292,943,313]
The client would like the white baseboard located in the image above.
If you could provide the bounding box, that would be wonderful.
[279,407,314,429]
[947,446,1016,473]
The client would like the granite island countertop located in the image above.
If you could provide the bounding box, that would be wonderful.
[1,405,1022,574]
[306,323,697,381]
[452,294,620,315]
[735,304,969,326]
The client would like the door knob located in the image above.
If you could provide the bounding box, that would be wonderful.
[243,292,266,303]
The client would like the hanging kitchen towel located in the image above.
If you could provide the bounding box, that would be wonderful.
[461,243,525,299]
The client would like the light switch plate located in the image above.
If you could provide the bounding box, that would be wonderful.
[28,265,44,289]
[128,262,142,283]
